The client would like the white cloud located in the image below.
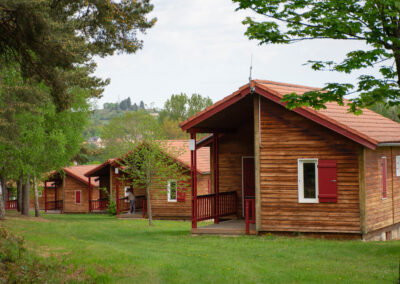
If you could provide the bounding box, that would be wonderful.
[93,0,379,108]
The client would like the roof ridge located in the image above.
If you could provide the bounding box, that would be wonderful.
[254,79,321,91]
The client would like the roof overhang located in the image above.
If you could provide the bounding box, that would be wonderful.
[180,83,378,150]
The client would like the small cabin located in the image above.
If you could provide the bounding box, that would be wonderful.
[180,80,400,240]
[85,140,211,219]
[44,165,100,213]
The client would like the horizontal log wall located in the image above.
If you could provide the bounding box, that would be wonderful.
[111,166,209,219]
[63,175,89,213]
[365,146,400,232]
[259,98,361,233]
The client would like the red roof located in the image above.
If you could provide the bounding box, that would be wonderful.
[180,80,400,149]
[64,165,100,186]
[85,140,210,177]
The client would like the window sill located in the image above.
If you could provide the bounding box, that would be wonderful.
[168,200,177,203]
[298,200,319,204]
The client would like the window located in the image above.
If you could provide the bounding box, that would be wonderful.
[396,156,400,177]
[298,159,318,203]
[75,190,81,204]
[381,157,387,199]
[167,180,177,202]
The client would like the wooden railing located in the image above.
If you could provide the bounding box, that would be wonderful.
[196,191,237,222]
[245,197,255,235]
[5,200,17,210]
[118,195,147,217]
[90,199,109,211]
[46,200,63,211]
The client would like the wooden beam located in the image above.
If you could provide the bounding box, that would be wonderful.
[358,147,367,236]
[253,94,261,233]
[188,127,235,134]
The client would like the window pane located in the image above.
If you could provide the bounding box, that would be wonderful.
[170,181,177,200]
[303,163,316,199]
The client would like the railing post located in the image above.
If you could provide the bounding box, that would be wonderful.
[88,177,92,213]
[190,131,197,229]
[115,168,119,216]
[245,199,250,235]
[44,181,47,212]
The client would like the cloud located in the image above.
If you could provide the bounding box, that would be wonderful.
[93,0,379,108]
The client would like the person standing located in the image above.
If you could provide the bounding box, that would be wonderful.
[127,188,136,214]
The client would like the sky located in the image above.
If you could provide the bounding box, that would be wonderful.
[93,0,377,109]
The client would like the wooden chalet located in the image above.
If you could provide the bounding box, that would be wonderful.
[85,140,210,219]
[180,80,400,240]
[44,165,100,213]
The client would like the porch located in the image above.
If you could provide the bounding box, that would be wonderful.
[44,180,63,213]
[5,200,17,210]
[183,93,258,235]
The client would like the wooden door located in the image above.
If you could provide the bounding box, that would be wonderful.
[243,157,255,198]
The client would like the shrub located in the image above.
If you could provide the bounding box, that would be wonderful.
[107,200,117,215]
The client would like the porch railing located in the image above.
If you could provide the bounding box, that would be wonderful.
[5,200,17,210]
[46,200,63,211]
[245,197,255,235]
[90,199,109,211]
[117,195,147,217]
[196,191,237,222]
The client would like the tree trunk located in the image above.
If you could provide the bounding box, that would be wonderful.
[22,175,30,216]
[0,179,5,220]
[1,176,7,202]
[33,177,40,217]
[146,185,152,226]
[17,175,23,212]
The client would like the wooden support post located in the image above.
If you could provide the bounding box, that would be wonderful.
[253,94,261,233]
[359,147,367,237]
[115,168,120,216]
[213,132,219,224]
[190,131,198,229]
[88,177,92,213]
[44,181,47,212]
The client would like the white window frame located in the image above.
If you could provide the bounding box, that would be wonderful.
[298,159,319,203]
[167,180,177,202]
[75,190,82,204]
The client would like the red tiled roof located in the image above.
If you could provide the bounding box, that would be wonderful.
[164,140,210,173]
[85,141,210,177]
[64,165,100,186]
[180,80,400,149]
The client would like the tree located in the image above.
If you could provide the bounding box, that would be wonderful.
[161,118,190,140]
[159,93,212,122]
[0,0,156,111]
[139,101,145,110]
[369,103,400,122]
[234,0,400,113]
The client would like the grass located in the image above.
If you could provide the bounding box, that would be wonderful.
[2,212,400,283]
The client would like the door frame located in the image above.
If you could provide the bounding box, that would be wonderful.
[241,156,255,218]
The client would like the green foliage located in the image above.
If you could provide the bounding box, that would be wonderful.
[0,0,156,110]
[106,200,117,216]
[0,227,76,283]
[234,0,400,112]
[159,93,212,122]
[369,103,400,122]
[72,143,104,165]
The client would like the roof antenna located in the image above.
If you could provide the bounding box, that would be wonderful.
[249,54,255,93]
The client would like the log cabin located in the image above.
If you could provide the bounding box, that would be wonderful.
[44,165,100,213]
[85,140,210,219]
[180,80,400,240]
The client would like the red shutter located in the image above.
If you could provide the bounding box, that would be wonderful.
[177,181,186,202]
[75,191,81,204]
[381,157,387,199]
[318,160,338,203]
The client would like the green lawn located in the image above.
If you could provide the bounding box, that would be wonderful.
[2,213,400,283]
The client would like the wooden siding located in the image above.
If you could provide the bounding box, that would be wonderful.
[63,175,90,213]
[364,146,400,232]
[217,123,254,217]
[258,98,361,233]
[110,165,210,219]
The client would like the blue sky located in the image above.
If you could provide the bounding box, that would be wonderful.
[93,0,377,109]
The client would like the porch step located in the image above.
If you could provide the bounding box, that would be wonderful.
[191,220,257,236]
